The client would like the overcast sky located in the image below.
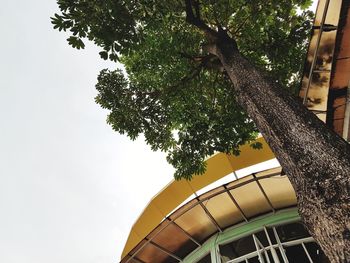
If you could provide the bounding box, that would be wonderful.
[0,1,318,263]
[0,1,174,262]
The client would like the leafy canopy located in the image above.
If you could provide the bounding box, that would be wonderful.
[52,0,313,179]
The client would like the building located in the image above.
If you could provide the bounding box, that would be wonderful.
[120,0,350,262]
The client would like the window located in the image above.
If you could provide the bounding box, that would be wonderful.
[220,235,256,261]
[196,253,211,263]
[219,222,326,263]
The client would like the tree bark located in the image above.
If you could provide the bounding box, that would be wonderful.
[209,33,350,262]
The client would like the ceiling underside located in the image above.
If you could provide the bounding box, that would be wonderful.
[122,166,297,263]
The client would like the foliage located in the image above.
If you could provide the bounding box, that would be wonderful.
[53,0,313,179]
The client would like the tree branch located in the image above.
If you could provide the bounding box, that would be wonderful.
[231,15,250,36]
[179,52,225,72]
[193,0,200,20]
[184,0,237,56]
[178,52,210,62]
[184,0,218,40]
[170,57,209,90]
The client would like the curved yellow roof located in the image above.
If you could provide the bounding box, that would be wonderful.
[121,137,275,259]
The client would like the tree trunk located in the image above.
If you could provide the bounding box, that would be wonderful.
[209,34,350,262]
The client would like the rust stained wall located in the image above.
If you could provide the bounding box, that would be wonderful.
[328,1,350,136]
[299,0,343,123]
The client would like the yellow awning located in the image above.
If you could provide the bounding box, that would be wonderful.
[121,137,275,258]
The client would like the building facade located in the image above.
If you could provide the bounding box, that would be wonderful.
[120,0,350,262]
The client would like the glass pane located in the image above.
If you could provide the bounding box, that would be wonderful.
[314,30,337,71]
[259,176,297,209]
[151,223,198,258]
[304,242,330,263]
[276,222,310,242]
[173,204,217,242]
[314,0,327,26]
[315,112,327,122]
[284,244,310,262]
[121,255,134,263]
[196,253,212,263]
[255,231,269,247]
[300,75,310,101]
[275,247,286,262]
[300,29,320,99]
[307,28,320,72]
[135,243,178,263]
[306,72,330,111]
[128,240,147,257]
[248,256,260,263]
[314,0,342,26]
[229,182,271,218]
[146,220,170,240]
[203,192,245,229]
[220,235,256,261]
[266,227,277,244]
[325,0,342,26]
[264,250,274,262]
[169,199,198,221]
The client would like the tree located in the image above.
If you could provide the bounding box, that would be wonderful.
[52,1,350,262]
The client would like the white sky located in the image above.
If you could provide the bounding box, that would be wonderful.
[0,1,174,262]
[0,1,317,263]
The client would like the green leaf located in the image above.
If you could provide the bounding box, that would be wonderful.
[67,36,85,49]
[99,51,108,60]
[53,0,313,180]
[250,142,263,150]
